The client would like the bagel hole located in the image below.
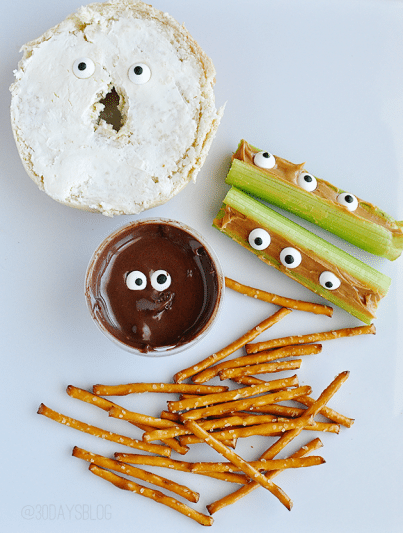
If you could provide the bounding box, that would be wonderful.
[97,87,124,132]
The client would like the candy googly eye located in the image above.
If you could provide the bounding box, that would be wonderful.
[297,172,317,192]
[280,247,302,269]
[151,270,171,291]
[253,151,276,169]
[319,271,341,290]
[128,63,151,84]
[248,228,271,250]
[73,58,95,79]
[337,192,358,211]
[126,271,147,290]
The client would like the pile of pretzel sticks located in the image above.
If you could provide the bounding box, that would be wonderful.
[37,278,375,526]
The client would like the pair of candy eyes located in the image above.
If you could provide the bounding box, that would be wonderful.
[248,229,341,290]
[126,270,171,291]
[253,151,359,211]
[72,58,151,84]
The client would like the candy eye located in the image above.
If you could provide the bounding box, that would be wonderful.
[248,228,271,250]
[297,172,317,192]
[254,151,276,170]
[151,270,171,291]
[319,271,341,290]
[73,58,95,79]
[280,247,302,269]
[128,63,151,84]
[126,271,147,290]
[337,192,358,211]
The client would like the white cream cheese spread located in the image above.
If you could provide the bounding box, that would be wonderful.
[10,0,223,215]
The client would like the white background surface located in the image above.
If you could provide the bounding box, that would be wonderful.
[1,0,403,531]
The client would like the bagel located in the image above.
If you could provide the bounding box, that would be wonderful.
[10,0,223,216]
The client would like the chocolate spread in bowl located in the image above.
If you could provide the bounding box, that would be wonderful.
[85,219,223,355]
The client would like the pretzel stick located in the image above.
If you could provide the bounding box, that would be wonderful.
[230,376,268,386]
[192,455,325,473]
[179,385,312,421]
[192,344,322,383]
[219,359,302,380]
[177,421,339,445]
[194,413,337,434]
[178,394,200,400]
[296,396,355,428]
[184,420,293,510]
[66,386,188,454]
[37,403,171,457]
[241,404,305,417]
[173,308,292,383]
[204,416,313,440]
[143,413,285,442]
[108,406,179,429]
[167,376,298,413]
[72,447,199,502]
[113,454,248,485]
[207,371,349,514]
[159,409,250,445]
[160,411,181,422]
[181,433,281,446]
[207,438,323,514]
[225,277,333,316]
[185,416,313,442]
[67,385,119,411]
[245,324,376,354]
[178,420,338,445]
[92,382,229,396]
[130,422,189,455]
[88,464,214,527]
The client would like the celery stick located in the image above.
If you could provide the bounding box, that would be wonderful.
[226,151,403,261]
[214,187,391,324]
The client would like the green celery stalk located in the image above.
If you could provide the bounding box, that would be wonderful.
[226,155,403,261]
[214,187,391,324]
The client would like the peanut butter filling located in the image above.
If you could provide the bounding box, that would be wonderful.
[215,204,382,319]
[234,140,401,233]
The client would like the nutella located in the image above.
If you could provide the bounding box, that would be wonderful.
[86,220,223,354]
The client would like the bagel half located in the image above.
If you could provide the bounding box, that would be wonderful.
[10,0,223,216]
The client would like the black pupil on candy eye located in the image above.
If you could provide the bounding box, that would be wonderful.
[254,237,263,246]
[134,66,143,76]
[78,62,87,71]
[263,152,269,158]
[304,175,312,182]
[157,274,167,285]
[135,278,143,286]
[325,281,333,288]
[285,255,294,264]
[345,195,353,203]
